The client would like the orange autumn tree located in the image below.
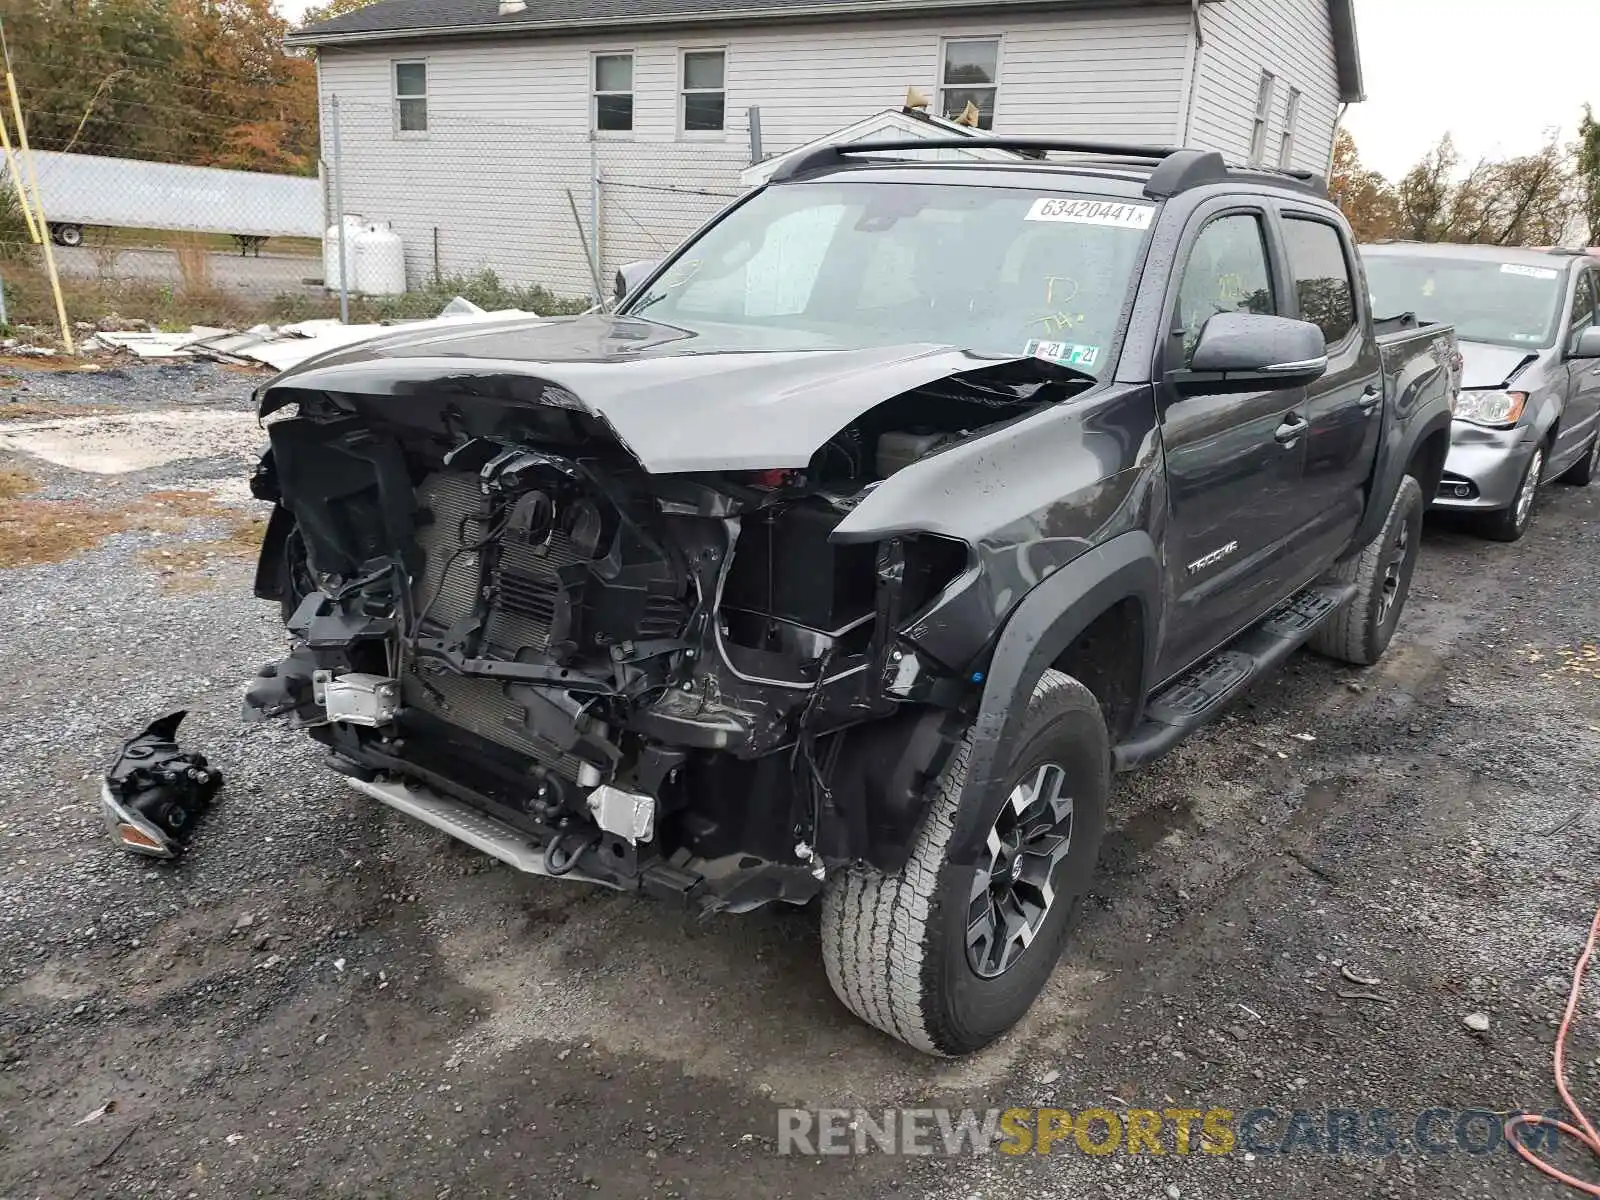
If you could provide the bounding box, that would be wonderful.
[0,0,317,174]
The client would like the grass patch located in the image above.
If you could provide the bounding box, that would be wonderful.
[0,468,34,500]
[0,478,266,571]
[0,469,135,566]
[136,513,266,592]
[0,263,591,339]
[0,401,120,421]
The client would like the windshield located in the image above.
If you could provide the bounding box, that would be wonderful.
[1363,254,1564,350]
[625,181,1154,375]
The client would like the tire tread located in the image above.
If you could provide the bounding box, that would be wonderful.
[820,669,1089,1055]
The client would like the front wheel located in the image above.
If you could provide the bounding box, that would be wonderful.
[51,223,84,248]
[1475,445,1544,543]
[1309,474,1424,666]
[820,670,1109,1056]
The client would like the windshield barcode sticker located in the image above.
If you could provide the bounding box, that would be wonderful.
[1025,198,1154,229]
[1500,263,1558,280]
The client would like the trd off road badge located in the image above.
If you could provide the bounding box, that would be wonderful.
[1187,541,1239,575]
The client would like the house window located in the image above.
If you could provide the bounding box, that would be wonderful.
[682,50,726,132]
[394,61,427,133]
[1249,70,1276,165]
[594,53,633,132]
[940,38,999,129]
[1278,87,1302,168]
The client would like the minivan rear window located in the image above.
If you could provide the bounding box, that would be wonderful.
[1362,255,1563,349]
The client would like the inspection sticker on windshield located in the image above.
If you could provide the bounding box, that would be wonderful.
[1025,198,1154,229]
[1025,340,1100,368]
[1501,263,1558,280]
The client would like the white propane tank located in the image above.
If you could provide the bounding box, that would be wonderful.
[352,222,406,296]
[322,215,363,294]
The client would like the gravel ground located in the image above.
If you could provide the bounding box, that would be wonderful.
[0,359,1596,1199]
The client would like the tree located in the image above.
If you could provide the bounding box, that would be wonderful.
[1578,105,1600,247]
[297,0,379,27]
[1330,130,1398,241]
[1392,131,1578,247]
[1396,135,1459,242]
[0,0,317,173]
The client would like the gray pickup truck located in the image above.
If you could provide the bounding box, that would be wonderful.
[1363,243,1600,540]
[218,139,1459,1056]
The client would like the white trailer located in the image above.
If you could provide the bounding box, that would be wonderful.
[8,150,322,247]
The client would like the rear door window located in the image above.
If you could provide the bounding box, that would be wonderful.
[1282,217,1357,346]
[1174,213,1276,362]
[1572,271,1597,332]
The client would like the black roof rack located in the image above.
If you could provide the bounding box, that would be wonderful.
[765,136,1328,199]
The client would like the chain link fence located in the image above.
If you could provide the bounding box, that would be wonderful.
[322,94,756,308]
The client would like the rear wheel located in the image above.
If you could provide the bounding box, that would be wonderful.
[1309,474,1424,666]
[1557,434,1598,487]
[820,670,1109,1056]
[1475,446,1543,543]
[51,223,84,248]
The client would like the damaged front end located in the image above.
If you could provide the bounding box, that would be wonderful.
[245,340,1085,911]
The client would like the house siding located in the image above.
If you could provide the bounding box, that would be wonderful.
[317,7,1193,296]
[1186,0,1341,174]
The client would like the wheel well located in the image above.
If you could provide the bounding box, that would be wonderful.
[1406,428,1450,499]
[1051,598,1144,741]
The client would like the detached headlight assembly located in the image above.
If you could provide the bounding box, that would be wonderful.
[1452,389,1527,428]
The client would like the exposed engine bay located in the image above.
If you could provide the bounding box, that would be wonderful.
[245,354,1088,911]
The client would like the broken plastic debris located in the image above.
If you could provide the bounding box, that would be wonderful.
[98,710,223,859]
[73,1100,116,1126]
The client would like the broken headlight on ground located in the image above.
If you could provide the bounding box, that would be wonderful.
[100,710,223,858]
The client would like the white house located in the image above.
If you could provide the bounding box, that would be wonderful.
[289,0,1364,299]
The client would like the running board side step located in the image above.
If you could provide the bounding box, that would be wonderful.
[1113,581,1358,771]
[342,774,626,890]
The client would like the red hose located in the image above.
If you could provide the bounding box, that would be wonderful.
[1505,901,1600,1195]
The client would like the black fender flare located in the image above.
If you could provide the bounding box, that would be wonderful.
[253,503,296,603]
[948,529,1160,867]
[1350,406,1452,551]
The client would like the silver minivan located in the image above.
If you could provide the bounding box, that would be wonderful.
[1362,244,1600,540]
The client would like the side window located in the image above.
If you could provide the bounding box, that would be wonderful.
[1174,213,1276,361]
[1572,272,1597,333]
[1282,217,1357,345]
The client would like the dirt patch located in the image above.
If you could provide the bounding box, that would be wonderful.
[0,492,134,568]
[0,401,120,421]
[0,467,31,500]
[0,477,264,570]
[135,513,266,591]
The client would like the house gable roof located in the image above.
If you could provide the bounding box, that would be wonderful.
[288,0,1364,108]
[287,0,1192,47]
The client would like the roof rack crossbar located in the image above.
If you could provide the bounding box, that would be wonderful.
[765,136,1329,199]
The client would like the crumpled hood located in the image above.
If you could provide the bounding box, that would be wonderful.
[1458,340,1540,390]
[259,313,1030,474]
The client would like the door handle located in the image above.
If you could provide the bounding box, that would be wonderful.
[1274,415,1309,445]
[1359,384,1382,411]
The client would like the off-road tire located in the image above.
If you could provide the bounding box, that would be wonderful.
[1475,445,1544,543]
[1308,474,1424,666]
[819,669,1109,1056]
[1557,434,1598,487]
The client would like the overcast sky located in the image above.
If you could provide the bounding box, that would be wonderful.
[1344,0,1600,180]
[273,0,1599,181]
